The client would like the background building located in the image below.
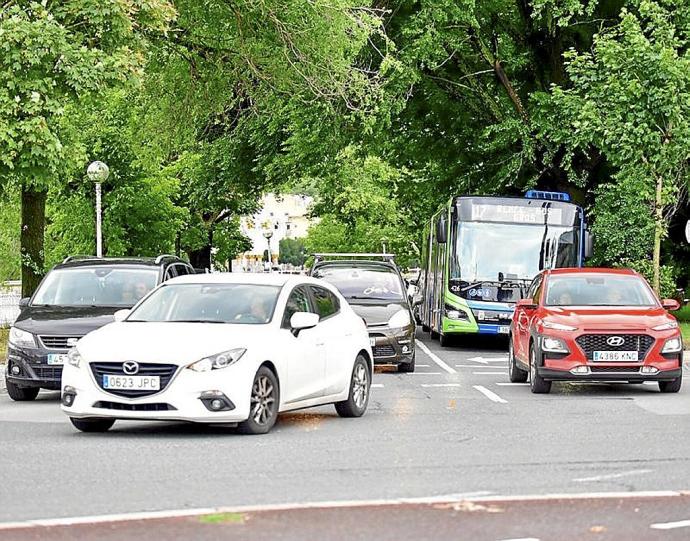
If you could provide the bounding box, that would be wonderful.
[233,193,313,272]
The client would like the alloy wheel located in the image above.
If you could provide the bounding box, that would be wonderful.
[352,363,369,409]
[250,375,276,426]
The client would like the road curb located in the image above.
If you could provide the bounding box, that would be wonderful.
[0,364,5,395]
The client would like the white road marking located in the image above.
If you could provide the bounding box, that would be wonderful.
[650,519,690,530]
[455,364,492,368]
[468,356,508,364]
[472,372,506,375]
[497,538,540,541]
[573,469,652,483]
[421,383,461,388]
[496,382,528,386]
[417,341,456,374]
[416,364,430,367]
[407,372,442,376]
[371,383,384,388]
[473,385,508,403]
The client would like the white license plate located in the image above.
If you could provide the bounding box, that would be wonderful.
[103,375,160,391]
[498,326,510,335]
[47,354,68,365]
[593,350,638,362]
[370,337,376,347]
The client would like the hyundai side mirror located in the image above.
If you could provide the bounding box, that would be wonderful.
[661,299,680,312]
[517,298,537,310]
[113,309,131,322]
[290,312,320,336]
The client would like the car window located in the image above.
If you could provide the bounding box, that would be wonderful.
[32,266,157,307]
[544,274,658,306]
[174,264,190,276]
[282,286,313,328]
[526,274,542,302]
[164,265,177,280]
[312,266,404,302]
[309,286,340,320]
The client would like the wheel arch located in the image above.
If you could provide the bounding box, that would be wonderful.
[357,349,373,376]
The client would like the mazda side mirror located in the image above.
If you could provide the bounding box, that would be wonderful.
[661,299,680,312]
[113,309,131,322]
[290,312,319,336]
[18,297,30,308]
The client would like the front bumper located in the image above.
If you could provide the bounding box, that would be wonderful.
[538,367,682,382]
[369,325,415,365]
[60,361,256,424]
[5,345,67,390]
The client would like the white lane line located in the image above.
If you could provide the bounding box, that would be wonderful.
[573,469,652,483]
[472,371,506,375]
[650,519,690,530]
[421,383,461,388]
[455,364,490,368]
[416,364,430,367]
[417,341,456,374]
[473,385,508,403]
[407,372,442,376]
[496,383,528,386]
[371,383,384,388]
[497,538,540,541]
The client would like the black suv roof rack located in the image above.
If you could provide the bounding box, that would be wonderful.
[313,253,396,264]
[62,255,102,264]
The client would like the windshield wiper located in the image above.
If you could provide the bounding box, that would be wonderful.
[169,319,227,324]
[348,295,401,301]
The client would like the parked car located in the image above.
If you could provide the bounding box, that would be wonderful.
[509,267,683,394]
[61,273,372,434]
[5,255,194,401]
[311,254,416,372]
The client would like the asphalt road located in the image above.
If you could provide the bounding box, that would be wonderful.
[2,331,690,539]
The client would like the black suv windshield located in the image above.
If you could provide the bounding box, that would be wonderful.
[314,266,404,302]
[32,266,158,307]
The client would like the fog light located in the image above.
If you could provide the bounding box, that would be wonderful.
[570,365,590,375]
[199,391,235,412]
[11,365,20,376]
[641,366,659,374]
[402,345,410,354]
[61,386,77,407]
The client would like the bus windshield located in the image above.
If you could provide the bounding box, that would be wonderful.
[451,221,579,282]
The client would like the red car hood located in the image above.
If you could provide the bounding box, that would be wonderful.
[543,306,674,331]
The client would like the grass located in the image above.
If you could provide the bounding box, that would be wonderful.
[679,321,690,350]
[0,328,7,362]
[198,512,246,525]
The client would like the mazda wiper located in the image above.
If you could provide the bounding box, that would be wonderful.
[169,319,227,324]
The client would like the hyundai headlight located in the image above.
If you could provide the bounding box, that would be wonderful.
[9,327,36,348]
[67,348,82,368]
[542,320,578,332]
[387,310,411,330]
[541,336,569,354]
[653,321,679,331]
[187,348,247,372]
[661,336,682,354]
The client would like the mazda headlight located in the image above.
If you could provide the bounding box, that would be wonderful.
[541,336,569,354]
[9,327,36,348]
[661,336,682,354]
[187,348,247,372]
[387,310,411,330]
[653,321,679,331]
[542,320,578,332]
[68,348,82,368]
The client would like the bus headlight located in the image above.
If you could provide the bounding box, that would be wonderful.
[445,304,469,321]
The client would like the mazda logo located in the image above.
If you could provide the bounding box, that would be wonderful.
[122,361,139,375]
[606,336,625,347]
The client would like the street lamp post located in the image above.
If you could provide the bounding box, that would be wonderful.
[262,229,273,271]
[86,161,110,257]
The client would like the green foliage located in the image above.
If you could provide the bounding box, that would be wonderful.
[279,238,307,267]
[0,190,20,280]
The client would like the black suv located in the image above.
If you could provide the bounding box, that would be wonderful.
[311,254,416,372]
[5,255,194,401]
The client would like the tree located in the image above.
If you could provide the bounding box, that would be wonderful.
[536,1,690,293]
[0,0,174,295]
[278,238,307,267]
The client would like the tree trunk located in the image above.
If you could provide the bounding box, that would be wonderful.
[187,228,213,271]
[652,173,664,295]
[20,186,47,297]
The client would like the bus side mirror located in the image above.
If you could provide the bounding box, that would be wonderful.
[584,230,594,259]
[436,215,447,244]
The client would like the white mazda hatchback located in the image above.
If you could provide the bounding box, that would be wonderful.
[60,273,372,434]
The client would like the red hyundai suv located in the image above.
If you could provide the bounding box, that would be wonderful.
[509,268,683,394]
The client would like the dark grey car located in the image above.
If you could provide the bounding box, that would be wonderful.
[311,259,416,372]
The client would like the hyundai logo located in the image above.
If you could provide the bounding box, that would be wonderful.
[606,336,625,347]
[122,361,139,375]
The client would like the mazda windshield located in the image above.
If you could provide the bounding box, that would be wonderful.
[545,274,657,307]
[127,283,281,324]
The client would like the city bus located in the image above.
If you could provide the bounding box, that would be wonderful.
[417,191,591,346]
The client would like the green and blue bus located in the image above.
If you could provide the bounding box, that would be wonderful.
[418,191,591,346]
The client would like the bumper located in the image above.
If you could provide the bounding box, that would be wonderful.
[369,326,415,365]
[538,366,682,382]
[60,361,256,424]
[6,345,65,389]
